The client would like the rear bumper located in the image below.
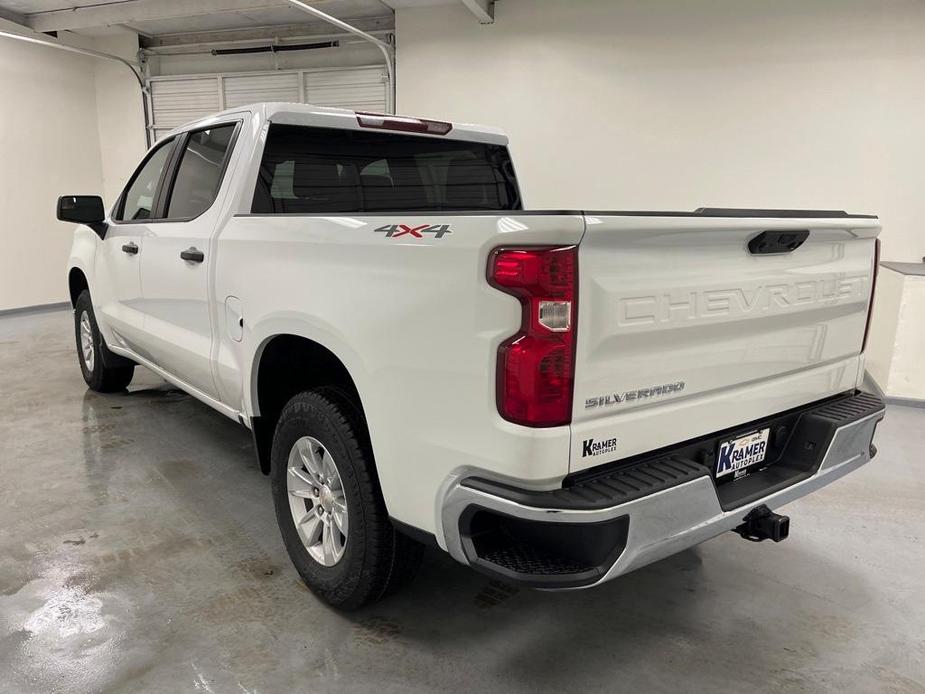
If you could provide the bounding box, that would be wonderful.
[437,391,885,589]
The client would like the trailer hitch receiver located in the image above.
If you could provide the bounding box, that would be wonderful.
[734,505,790,543]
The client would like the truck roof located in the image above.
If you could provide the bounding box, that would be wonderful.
[165,101,510,146]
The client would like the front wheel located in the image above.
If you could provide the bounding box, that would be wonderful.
[74,290,134,392]
[271,390,422,609]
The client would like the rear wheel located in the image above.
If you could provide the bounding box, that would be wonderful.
[74,290,134,392]
[271,390,422,609]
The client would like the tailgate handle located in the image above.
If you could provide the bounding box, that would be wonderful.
[748,230,809,255]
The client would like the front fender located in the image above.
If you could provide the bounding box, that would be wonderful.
[66,226,99,305]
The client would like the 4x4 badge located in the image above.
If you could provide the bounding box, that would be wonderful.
[375,223,452,239]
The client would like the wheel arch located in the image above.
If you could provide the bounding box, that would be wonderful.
[249,332,368,475]
[66,227,99,308]
[68,266,89,308]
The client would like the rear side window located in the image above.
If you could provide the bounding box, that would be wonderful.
[252,124,521,214]
[117,138,174,221]
[166,124,237,219]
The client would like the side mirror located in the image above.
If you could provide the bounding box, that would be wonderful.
[57,195,107,238]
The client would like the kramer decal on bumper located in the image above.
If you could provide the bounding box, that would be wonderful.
[582,437,619,458]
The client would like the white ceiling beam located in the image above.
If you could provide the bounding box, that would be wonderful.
[25,0,292,34]
[0,7,28,28]
[142,17,393,48]
[121,23,156,39]
[459,0,494,24]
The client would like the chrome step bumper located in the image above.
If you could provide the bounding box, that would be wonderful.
[437,392,885,589]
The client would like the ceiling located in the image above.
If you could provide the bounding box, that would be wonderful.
[0,0,481,41]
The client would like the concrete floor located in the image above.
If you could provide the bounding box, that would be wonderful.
[0,309,923,694]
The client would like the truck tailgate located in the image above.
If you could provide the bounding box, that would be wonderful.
[570,212,880,473]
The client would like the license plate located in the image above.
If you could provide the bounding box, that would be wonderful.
[716,428,770,479]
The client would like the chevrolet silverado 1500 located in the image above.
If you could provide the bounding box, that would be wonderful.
[59,103,885,608]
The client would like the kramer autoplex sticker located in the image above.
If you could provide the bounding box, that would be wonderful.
[374,223,452,239]
[582,437,618,458]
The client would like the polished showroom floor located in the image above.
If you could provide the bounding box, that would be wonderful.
[1,309,923,694]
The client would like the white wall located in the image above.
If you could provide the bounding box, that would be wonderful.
[4,0,924,319]
[0,25,105,311]
[396,0,925,264]
[888,276,925,398]
[0,25,145,311]
[865,267,903,392]
[0,23,382,312]
[866,267,925,399]
[90,31,147,207]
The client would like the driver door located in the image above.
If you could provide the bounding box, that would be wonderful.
[95,137,177,354]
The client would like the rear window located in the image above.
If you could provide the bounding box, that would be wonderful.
[252,124,521,214]
[166,124,237,219]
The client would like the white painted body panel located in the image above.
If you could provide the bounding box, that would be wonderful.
[90,223,146,351]
[218,213,583,532]
[570,215,879,473]
[135,221,218,397]
[66,102,881,537]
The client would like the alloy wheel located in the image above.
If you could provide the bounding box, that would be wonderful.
[79,311,94,372]
[286,436,348,566]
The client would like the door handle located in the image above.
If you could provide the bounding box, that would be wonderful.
[121,242,139,255]
[180,247,205,263]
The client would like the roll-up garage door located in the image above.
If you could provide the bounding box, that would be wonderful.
[148,65,389,141]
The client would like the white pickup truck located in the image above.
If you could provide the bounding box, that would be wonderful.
[60,103,885,609]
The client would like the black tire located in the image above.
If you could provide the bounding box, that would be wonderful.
[271,389,423,610]
[74,290,135,393]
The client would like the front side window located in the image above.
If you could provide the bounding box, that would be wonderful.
[166,124,237,219]
[252,125,522,214]
[117,138,174,221]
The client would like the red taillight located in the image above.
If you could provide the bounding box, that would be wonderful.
[356,112,453,136]
[861,238,881,353]
[488,246,577,427]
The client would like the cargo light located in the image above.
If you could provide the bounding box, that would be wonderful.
[861,238,881,353]
[488,246,578,427]
[355,112,453,136]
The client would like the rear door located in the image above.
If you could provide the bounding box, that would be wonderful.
[570,211,880,473]
[136,121,241,398]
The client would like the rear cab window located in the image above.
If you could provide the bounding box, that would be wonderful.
[165,124,238,219]
[252,124,522,214]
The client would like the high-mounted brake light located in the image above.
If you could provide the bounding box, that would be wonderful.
[488,246,578,427]
[861,238,881,353]
[356,112,453,136]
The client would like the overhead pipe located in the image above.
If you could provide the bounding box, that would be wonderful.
[285,0,396,113]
